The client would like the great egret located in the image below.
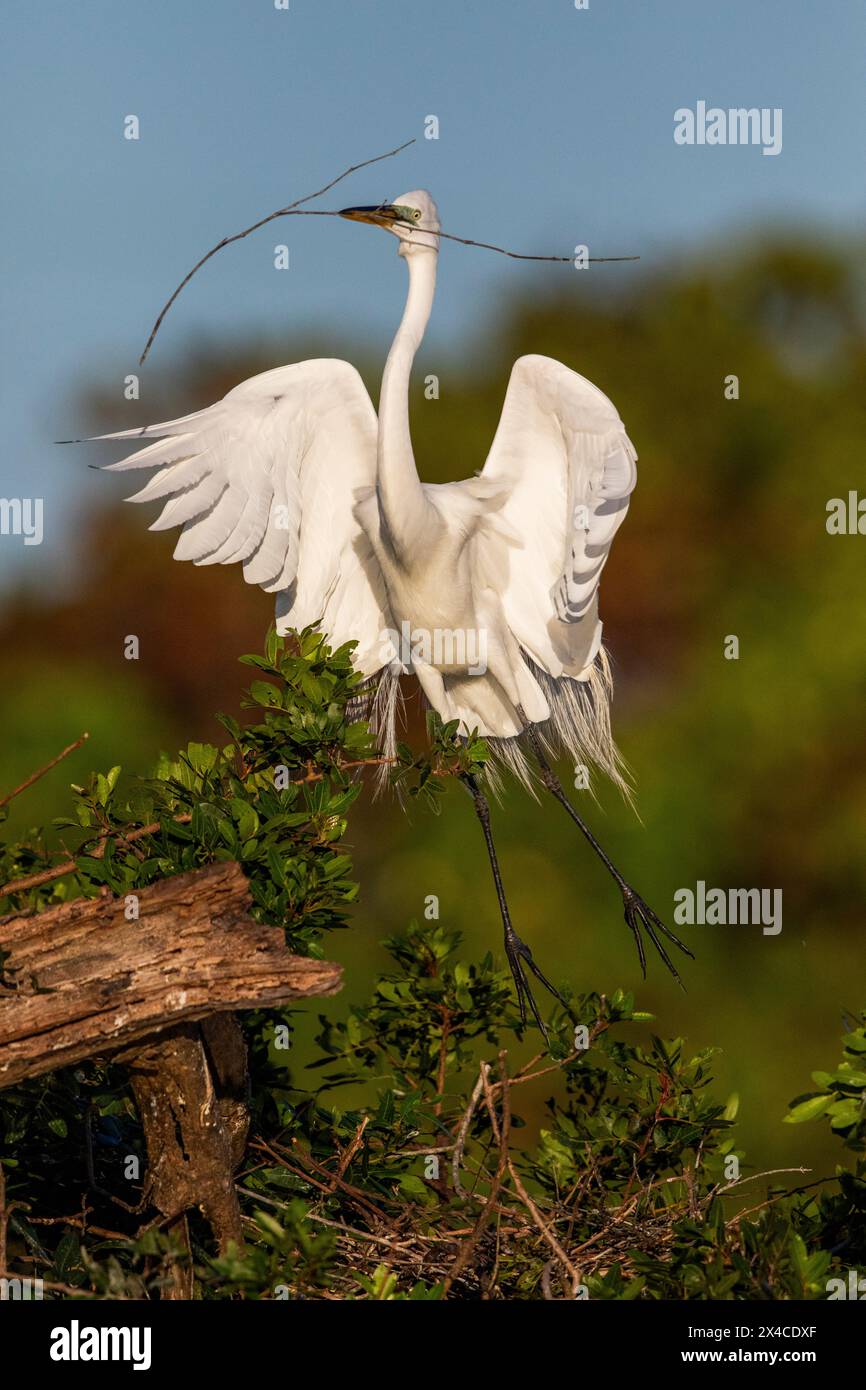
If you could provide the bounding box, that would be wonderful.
[88,189,691,1030]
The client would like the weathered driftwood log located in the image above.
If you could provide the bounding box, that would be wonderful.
[114,1017,250,1274]
[0,861,342,1279]
[0,860,341,1088]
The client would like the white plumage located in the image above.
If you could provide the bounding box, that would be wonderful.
[97,360,392,678]
[95,190,637,795]
[88,187,691,1030]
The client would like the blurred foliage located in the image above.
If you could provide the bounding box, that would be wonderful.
[0,631,369,955]
[0,632,482,949]
[1,228,865,1180]
[2,911,865,1297]
[785,1008,866,1153]
[1,632,865,1298]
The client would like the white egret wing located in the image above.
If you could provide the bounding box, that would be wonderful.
[476,354,637,679]
[93,359,393,675]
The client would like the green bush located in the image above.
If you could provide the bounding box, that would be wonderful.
[1,633,864,1299]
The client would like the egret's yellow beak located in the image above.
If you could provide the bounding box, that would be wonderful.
[338,203,403,228]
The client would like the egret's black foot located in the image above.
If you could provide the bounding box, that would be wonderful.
[504,927,567,1039]
[621,885,693,987]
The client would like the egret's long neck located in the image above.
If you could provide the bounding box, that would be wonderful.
[377,247,437,559]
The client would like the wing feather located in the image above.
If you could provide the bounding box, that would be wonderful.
[478,354,637,679]
[90,359,393,675]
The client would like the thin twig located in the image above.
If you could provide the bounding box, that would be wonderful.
[718,1165,811,1195]
[480,1061,502,1146]
[331,1117,369,1189]
[485,1019,608,1100]
[139,138,416,363]
[0,813,193,899]
[726,1179,833,1227]
[0,859,80,898]
[138,136,639,366]
[507,1157,580,1293]
[0,733,89,809]
[435,228,639,264]
[244,1204,404,1249]
[451,1068,486,1198]
[27,1212,132,1241]
[250,1137,384,1224]
[443,1053,511,1294]
[243,1188,482,1248]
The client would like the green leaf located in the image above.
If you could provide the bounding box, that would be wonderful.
[231,799,259,841]
[828,1099,862,1129]
[249,681,283,708]
[185,743,219,774]
[784,1094,832,1124]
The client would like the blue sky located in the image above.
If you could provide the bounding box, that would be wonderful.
[1,0,863,585]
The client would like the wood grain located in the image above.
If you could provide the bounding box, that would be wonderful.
[0,860,341,1088]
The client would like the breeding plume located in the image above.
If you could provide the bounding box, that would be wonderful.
[90,190,691,1030]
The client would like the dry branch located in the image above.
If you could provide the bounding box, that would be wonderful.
[0,732,89,809]
[138,138,416,363]
[135,136,638,365]
[0,860,341,1089]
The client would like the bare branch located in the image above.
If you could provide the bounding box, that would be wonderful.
[0,732,89,809]
[138,138,417,364]
[451,1066,487,1199]
[436,228,639,264]
[443,1052,511,1294]
[137,136,639,366]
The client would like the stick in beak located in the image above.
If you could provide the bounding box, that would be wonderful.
[339,204,402,227]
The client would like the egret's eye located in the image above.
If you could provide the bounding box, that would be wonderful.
[412,209,422,221]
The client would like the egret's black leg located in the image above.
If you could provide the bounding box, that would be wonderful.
[518,715,693,987]
[461,773,566,1037]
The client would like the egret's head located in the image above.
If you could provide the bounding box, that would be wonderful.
[339,189,440,256]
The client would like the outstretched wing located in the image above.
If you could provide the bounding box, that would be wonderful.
[93,359,394,675]
[476,354,637,679]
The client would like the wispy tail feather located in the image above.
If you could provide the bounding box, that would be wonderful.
[482,650,633,806]
[357,648,633,807]
[347,663,404,797]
